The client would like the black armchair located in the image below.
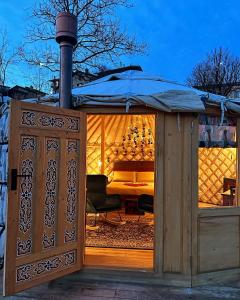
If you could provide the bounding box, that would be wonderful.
[86,175,123,225]
[138,194,154,222]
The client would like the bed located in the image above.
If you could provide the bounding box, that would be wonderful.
[106,161,155,197]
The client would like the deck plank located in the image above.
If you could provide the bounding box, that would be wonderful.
[1,269,240,299]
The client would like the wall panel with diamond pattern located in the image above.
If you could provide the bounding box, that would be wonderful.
[198,148,236,205]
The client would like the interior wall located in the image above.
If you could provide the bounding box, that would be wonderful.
[87,114,155,176]
[86,115,102,174]
[198,148,236,205]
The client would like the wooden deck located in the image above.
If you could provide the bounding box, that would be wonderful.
[84,247,153,270]
[1,269,240,299]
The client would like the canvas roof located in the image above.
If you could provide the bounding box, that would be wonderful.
[40,70,240,114]
[72,70,208,112]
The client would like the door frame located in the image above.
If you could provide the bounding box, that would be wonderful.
[80,107,164,274]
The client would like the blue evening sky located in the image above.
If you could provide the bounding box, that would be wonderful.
[0,0,240,87]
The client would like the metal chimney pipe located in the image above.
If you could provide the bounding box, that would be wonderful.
[56,12,77,108]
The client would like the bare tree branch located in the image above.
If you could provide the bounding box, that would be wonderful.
[187,48,240,96]
[0,30,18,86]
[21,0,145,73]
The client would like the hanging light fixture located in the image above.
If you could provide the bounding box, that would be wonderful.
[120,116,154,159]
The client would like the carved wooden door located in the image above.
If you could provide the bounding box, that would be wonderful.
[3,100,86,296]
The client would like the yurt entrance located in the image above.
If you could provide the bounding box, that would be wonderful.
[84,114,155,270]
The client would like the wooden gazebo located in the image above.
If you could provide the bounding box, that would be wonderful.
[2,71,240,295]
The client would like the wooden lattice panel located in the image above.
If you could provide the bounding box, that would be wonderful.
[87,115,102,174]
[104,144,154,177]
[86,146,101,174]
[199,148,236,205]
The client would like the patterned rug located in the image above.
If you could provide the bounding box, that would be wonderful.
[85,213,154,250]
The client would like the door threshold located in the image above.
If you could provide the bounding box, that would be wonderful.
[83,264,154,273]
[84,247,154,271]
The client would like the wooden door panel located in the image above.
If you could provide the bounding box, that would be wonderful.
[4,100,86,295]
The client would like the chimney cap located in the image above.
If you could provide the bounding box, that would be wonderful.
[56,12,78,45]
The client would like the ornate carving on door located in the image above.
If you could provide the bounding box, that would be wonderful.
[4,101,86,296]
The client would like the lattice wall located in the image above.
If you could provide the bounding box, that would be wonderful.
[87,114,155,176]
[104,143,154,177]
[86,115,102,174]
[199,148,236,205]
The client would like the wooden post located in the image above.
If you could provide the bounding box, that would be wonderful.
[101,115,105,174]
[191,115,199,279]
[154,112,164,274]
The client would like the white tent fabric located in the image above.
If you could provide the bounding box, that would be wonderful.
[40,70,240,115]
[71,70,206,112]
[0,105,9,264]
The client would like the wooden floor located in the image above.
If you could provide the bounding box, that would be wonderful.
[84,247,154,270]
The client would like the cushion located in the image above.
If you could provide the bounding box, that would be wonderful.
[113,171,136,182]
[136,172,154,182]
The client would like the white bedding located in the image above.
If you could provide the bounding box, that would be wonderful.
[107,181,154,196]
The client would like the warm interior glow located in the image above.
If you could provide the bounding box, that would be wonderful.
[87,114,155,176]
[85,114,155,269]
[198,147,237,206]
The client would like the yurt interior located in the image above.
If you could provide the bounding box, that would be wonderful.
[84,114,155,269]
[198,115,237,208]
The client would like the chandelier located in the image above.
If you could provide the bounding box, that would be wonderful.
[116,116,154,159]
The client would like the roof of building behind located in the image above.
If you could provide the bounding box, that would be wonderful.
[96,65,142,79]
[49,65,143,84]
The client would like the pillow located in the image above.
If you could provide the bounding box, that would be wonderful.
[113,171,136,182]
[136,172,154,182]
